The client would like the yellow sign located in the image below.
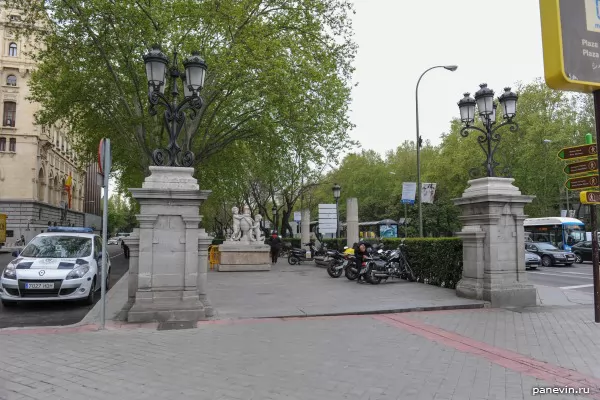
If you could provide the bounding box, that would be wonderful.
[581,191,600,204]
[539,0,600,92]
[0,214,6,243]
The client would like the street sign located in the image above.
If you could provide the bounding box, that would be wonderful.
[401,182,416,205]
[565,174,600,190]
[564,159,599,175]
[557,143,598,160]
[540,0,600,92]
[293,211,301,222]
[581,191,600,204]
[318,204,337,234]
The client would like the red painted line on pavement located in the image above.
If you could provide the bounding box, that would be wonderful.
[374,314,600,399]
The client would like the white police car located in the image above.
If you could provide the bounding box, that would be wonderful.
[0,227,111,307]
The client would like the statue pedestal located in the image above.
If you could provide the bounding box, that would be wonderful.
[453,177,537,308]
[126,166,212,323]
[217,242,271,271]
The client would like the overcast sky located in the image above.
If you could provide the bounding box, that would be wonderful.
[347,0,544,156]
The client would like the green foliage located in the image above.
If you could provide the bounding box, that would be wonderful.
[379,238,463,289]
[10,0,358,200]
[106,195,138,235]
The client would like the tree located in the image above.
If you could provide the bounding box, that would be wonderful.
[10,0,357,193]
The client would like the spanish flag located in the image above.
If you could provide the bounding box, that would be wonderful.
[65,173,73,209]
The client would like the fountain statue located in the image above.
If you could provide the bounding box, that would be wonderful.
[218,204,270,271]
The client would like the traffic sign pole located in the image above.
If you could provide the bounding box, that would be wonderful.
[592,94,600,324]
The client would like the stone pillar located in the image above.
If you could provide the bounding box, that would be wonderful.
[346,198,359,247]
[198,229,213,317]
[301,208,310,255]
[124,229,140,302]
[126,166,211,323]
[453,177,536,307]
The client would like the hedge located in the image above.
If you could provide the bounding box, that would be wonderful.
[282,236,463,289]
[385,238,463,289]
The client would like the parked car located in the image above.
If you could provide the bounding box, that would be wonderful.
[525,242,576,267]
[0,226,111,307]
[107,237,119,245]
[570,241,594,263]
[525,251,541,270]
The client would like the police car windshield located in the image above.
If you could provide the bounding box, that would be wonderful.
[19,235,92,258]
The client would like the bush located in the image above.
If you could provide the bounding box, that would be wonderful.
[212,238,225,245]
[378,238,462,289]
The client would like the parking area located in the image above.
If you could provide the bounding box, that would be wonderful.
[0,244,128,328]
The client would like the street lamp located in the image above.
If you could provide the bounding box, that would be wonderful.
[416,64,458,237]
[143,45,207,167]
[272,205,278,233]
[332,183,341,239]
[457,85,519,178]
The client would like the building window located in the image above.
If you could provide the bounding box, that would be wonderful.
[3,102,16,127]
[6,75,16,86]
[8,43,17,57]
[0,137,5,151]
[9,138,15,152]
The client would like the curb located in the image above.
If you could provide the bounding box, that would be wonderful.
[250,302,489,319]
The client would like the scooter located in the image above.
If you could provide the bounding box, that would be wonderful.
[288,242,322,265]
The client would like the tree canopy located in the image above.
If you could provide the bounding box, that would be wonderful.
[10,0,357,192]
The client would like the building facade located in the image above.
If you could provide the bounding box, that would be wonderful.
[0,9,90,245]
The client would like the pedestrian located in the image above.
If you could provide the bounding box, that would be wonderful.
[354,242,370,284]
[268,231,282,264]
[122,240,130,259]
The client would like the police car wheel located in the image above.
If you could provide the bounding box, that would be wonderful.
[84,277,96,305]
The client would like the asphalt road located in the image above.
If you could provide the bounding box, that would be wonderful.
[0,244,128,329]
[526,262,596,294]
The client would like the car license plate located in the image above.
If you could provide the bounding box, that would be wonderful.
[25,283,54,289]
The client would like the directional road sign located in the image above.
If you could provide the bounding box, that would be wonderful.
[558,143,598,160]
[580,191,600,205]
[564,159,599,175]
[565,174,600,190]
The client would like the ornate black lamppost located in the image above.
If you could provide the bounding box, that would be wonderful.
[143,45,207,167]
[457,84,519,178]
[332,183,341,239]
[272,205,278,234]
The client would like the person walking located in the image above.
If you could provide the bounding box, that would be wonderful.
[268,231,282,264]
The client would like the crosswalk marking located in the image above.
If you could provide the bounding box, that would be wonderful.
[559,284,595,290]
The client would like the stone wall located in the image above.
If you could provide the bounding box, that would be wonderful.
[0,200,85,244]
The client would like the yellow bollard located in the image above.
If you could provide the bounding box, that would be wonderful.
[209,245,220,270]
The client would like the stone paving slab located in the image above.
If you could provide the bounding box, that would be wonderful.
[403,307,600,380]
[208,261,487,319]
[0,314,594,400]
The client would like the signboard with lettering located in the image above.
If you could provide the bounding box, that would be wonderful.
[564,158,599,174]
[557,143,598,160]
[565,174,600,190]
[540,0,600,92]
[0,214,6,243]
[580,190,600,204]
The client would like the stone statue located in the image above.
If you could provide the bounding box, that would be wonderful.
[231,206,242,241]
[253,214,264,242]
[240,205,255,242]
[230,204,264,243]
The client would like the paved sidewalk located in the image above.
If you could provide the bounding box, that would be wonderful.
[207,260,486,318]
[1,310,599,400]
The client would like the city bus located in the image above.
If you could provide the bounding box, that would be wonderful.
[523,217,586,251]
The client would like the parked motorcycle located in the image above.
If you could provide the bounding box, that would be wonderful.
[288,242,324,265]
[326,250,351,278]
[364,244,416,285]
[344,244,386,281]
